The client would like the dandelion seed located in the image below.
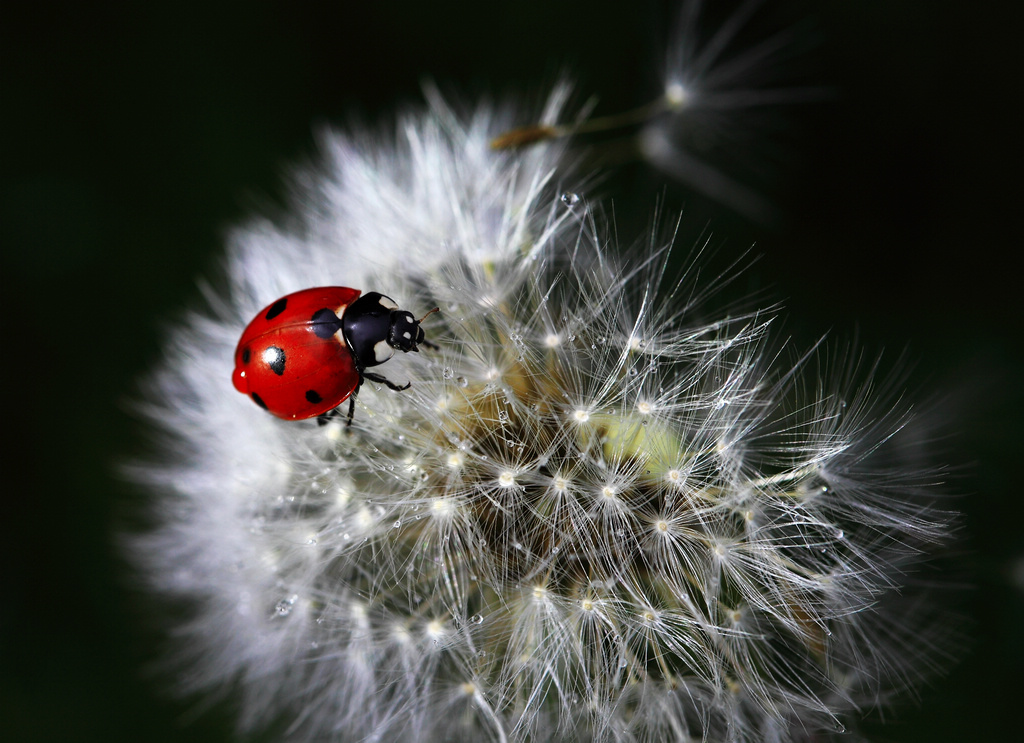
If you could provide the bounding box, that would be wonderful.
[664,80,689,108]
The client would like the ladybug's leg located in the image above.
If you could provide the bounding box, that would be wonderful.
[363,371,411,392]
[316,408,341,427]
[344,377,365,428]
[314,384,362,429]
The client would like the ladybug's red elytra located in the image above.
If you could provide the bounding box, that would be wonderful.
[232,287,435,424]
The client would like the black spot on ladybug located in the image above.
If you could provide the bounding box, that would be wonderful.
[310,308,342,339]
[264,346,286,376]
[251,392,268,410]
[241,347,251,363]
[265,297,288,320]
[305,389,323,404]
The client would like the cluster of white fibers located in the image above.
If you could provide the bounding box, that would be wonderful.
[130,84,952,743]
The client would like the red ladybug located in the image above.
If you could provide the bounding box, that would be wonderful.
[232,287,434,423]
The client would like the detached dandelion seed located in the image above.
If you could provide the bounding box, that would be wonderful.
[129,8,955,743]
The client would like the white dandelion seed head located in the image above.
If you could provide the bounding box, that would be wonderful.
[128,35,954,743]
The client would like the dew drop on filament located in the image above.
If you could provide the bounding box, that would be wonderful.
[274,595,297,617]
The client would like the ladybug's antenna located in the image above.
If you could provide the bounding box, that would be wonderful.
[416,307,441,351]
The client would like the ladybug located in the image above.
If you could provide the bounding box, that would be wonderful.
[232,287,435,424]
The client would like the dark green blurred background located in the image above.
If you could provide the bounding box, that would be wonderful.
[3,1,1021,741]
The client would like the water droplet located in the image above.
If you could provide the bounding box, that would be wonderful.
[457,376,468,388]
[274,595,297,617]
[498,410,509,423]
[561,192,580,207]
[470,613,484,625]
[442,367,454,380]
[393,520,402,529]
[618,657,628,668]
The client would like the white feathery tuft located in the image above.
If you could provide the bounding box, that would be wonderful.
[129,10,954,743]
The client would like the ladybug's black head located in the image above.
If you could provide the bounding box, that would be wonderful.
[342,292,428,370]
[388,310,426,353]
